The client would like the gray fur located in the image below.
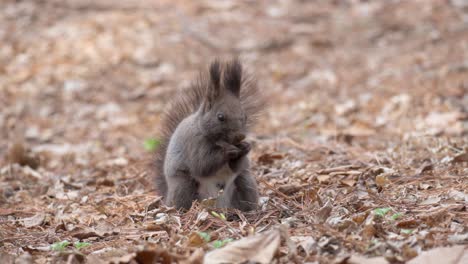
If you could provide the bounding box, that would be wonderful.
[153,59,263,211]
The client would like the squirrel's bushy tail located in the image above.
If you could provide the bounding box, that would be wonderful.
[153,59,264,197]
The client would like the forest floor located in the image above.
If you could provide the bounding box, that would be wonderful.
[1,0,467,263]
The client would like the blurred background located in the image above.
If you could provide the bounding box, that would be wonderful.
[0,0,467,262]
[1,0,467,159]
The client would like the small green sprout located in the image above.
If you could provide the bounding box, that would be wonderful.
[211,211,226,221]
[391,213,403,220]
[197,232,211,242]
[212,238,234,248]
[144,138,160,151]
[74,242,91,250]
[51,240,70,251]
[374,207,391,217]
[401,229,413,235]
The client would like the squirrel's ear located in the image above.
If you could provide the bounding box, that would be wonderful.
[223,59,242,97]
[203,60,222,111]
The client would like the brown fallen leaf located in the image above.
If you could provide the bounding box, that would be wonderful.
[361,224,376,240]
[204,228,281,264]
[257,153,284,165]
[420,196,441,205]
[316,201,332,223]
[351,212,368,224]
[396,218,421,229]
[134,248,172,264]
[317,174,330,183]
[452,152,468,163]
[341,178,356,187]
[22,213,46,228]
[416,161,433,175]
[70,229,103,240]
[420,209,449,226]
[407,245,467,264]
[96,178,115,187]
[8,142,40,169]
[317,165,360,174]
[277,184,304,195]
[69,225,119,240]
[375,174,390,187]
[402,244,418,260]
[0,208,17,216]
[187,232,209,247]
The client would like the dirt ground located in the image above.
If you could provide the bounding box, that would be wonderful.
[1,0,467,263]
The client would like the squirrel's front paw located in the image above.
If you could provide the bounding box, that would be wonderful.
[236,141,251,156]
[224,145,241,160]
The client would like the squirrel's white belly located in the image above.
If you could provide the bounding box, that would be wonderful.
[197,165,236,207]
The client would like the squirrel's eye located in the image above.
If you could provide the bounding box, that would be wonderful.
[217,113,225,122]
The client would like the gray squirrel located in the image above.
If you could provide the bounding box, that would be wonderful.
[153,59,264,211]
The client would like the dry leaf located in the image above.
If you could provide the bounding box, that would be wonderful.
[316,201,333,223]
[134,248,172,264]
[407,245,467,264]
[0,208,16,216]
[341,178,356,187]
[290,236,316,255]
[187,232,208,247]
[351,212,368,224]
[396,218,421,229]
[417,161,433,175]
[420,196,441,205]
[278,184,303,195]
[318,165,360,174]
[257,153,284,165]
[69,225,119,239]
[452,152,468,163]
[402,244,418,260]
[204,228,281,264]
[448,190,468,202]
[361,224,376,240]
[22,213,46,228]
[342,124,375,137]
[317,175,330,183]
[448,233,468,244]
[8,142,40,169]
[375,174,390,187]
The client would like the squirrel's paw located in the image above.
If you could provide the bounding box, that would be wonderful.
[236,141,251,156]
[223,144,241,160]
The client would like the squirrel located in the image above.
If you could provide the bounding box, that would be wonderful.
[153,58,264,211]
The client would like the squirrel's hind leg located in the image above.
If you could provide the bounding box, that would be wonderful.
[165,171,199,210]
[231,170,259,211]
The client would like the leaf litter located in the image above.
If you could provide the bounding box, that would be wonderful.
[0,0,467,263]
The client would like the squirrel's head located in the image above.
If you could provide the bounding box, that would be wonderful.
[198,59,247,143]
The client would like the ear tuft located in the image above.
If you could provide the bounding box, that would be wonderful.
[223,58,242,97]
[209,60,221,88]
[204,59,222,110]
